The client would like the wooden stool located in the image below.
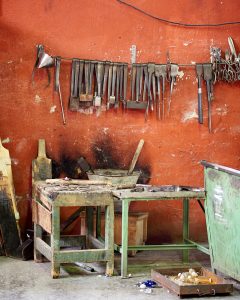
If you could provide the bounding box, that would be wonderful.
[32,181,114,278]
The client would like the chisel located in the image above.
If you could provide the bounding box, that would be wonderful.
[196,64,203,124]
[107,63,113,109]
[108,63,117,108]
[203,63,213,133]
[94,61,104,107]
[54,57,66,124]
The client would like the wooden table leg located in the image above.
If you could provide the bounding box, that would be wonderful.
[183,198,189,263]
[105,202,114,276]
[51,206,60,279]
[121,199,129,278]
[34,223,43,263]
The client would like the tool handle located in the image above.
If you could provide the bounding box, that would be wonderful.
[119,65,123,100]
[78,60,84,95]
[38,139,47,158]
[108,64,113,100]
[70,59,75,96]
[128,139,145,175]
[131,64,136,101]
[116,64,120,104]
[111,64,117,96]
[84,61,89,94]
[197,77,203,124]
[73,60,80,97]
[102,62,110,97]
[54,57,61,92]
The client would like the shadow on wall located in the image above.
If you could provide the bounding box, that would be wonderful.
[52,136,151,183]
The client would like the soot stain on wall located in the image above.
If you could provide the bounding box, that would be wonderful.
[92,136,122,169]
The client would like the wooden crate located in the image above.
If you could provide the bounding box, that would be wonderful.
[81,211,148,256]
[151,267,233,297]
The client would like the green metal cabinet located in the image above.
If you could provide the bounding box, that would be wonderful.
[202,160,240,281]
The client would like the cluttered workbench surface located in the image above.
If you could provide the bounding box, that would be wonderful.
[113,185,205,200]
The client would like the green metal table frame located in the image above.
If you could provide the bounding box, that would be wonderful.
[112,190,209,278]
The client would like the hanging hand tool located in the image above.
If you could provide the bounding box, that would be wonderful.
[122,63,128,110]
[119,64,124,103]
[203,63,213,133]
[168,63,179,115]
[108,63,117,109]
[89,61,95,100]
[126,64,147,110]
[147,63,155,111]
[136,64,141,102]
[139,64,144,101]
[158,64,167,119]
[131,63,137,101]
[54,57,66,125]
[94,61,104,107]
[102,61,110,102]
[115,63,120,109]
[144,64,150,120]
[196,64,203,124]
[155,65,161,120]
[80,60,89,101]
[107,63,113,109]
[228,37,237,62]
[78,60,84,99]
[69,59,80,111]
[79,60,92,108]
[73,60,80,98]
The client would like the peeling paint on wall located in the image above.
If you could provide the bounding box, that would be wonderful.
[2,137,11,144]
[182,110,198,122]
[216,105,228,116]
[50,105,57,113]
[34,94,42,103]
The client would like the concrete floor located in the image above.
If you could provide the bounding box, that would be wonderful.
[0,251,240,300]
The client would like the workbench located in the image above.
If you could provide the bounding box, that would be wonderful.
[112,186,209,278]
[32,181,114,278]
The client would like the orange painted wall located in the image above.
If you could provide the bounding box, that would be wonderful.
[1,0,240,243]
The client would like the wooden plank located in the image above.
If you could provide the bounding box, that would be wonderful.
[0,174,21,257]
[54,192,113,207]
[43,235,86,248]
[0,140,21,239]
[32,201,52,233]
[53,249,112,263]
[32,139,52,183]
[35,237,52,261]
[113,190,205,200]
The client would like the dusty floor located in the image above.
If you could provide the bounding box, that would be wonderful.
[0,251,240,300]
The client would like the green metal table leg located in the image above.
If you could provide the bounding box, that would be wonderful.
[96,206,101,238]
[51,206,60,279]
[86,206,94,247]
[183,198,189,263]
[34,223,43,262]
[105,202,114,276]
[121,199,129,278]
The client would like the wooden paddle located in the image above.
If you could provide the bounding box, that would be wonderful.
[0,139,21,243]
[32,139,52,183]
[0,139,20,221]
[128,139,145,175]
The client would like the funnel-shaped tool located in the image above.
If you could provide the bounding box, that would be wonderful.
[38,52,54,68]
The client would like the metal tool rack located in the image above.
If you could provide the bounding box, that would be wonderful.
[113,188,209,278]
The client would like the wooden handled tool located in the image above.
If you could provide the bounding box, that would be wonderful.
[128,139,145,175]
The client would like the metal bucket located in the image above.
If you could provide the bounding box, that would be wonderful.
[87,169,140,185]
